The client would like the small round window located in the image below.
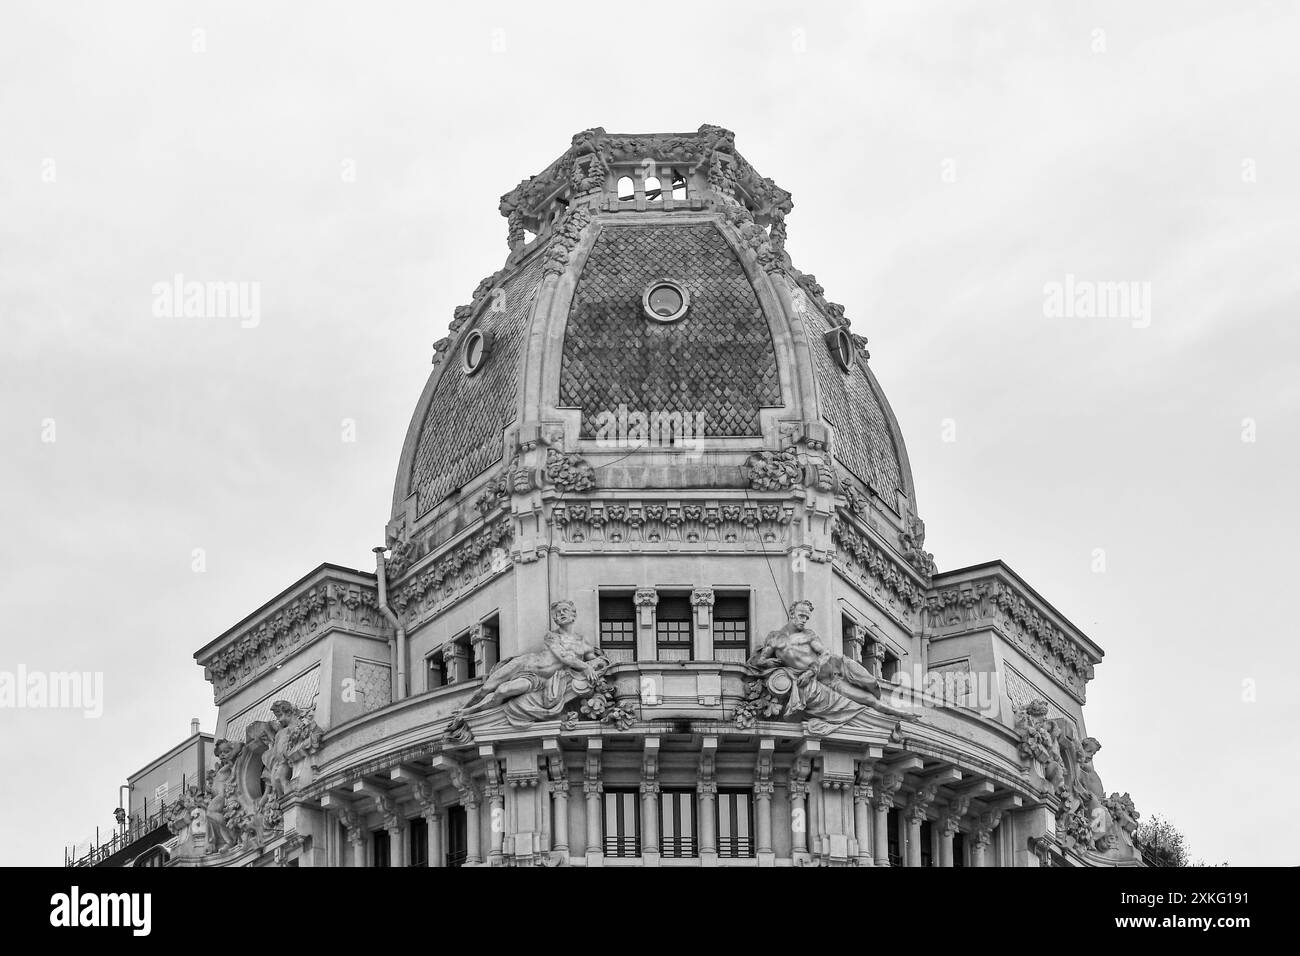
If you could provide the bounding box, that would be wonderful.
[826,328,855,371]
[642,279,689,323]
[463,329,493,374]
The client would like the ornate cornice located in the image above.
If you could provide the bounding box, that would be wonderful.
[197,568,382,702]
[830,512,926,621]
[391,517,514,627]
[552,498,795,548]
[927,567,1101,700]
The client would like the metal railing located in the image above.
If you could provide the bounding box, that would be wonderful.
[65,792,181,868]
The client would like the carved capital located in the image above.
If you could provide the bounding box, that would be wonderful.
[905,784,939,823]
[633,588,659,607]
[690,588,715,607]
[872,771,904,811]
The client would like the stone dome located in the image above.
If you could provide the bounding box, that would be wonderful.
[390,125,919,564]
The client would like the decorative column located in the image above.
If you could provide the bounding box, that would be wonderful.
[853,761,875,866]
[690,588,715,661]
[449,763,482,866]
[411,779,441,868]
[377,795,403,867]
[443,641,470,685]
[634,588,658,662]
[788,754,812,864]
[482,751,505,866]
[640,739,661,865]
[754,743,775,865]
[337,808,365,868]
[843,623,867,665]
[938,796,971,868]
[905,785,937,868]
[971,810,1002,868]
[470,622,499,677]
[698,740,718,864]
[871,773,902,867]
[866,641,886,679]
[548,755,570,861]
[584,741,603,867]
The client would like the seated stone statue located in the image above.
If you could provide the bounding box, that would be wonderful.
[450,600,610,732]
[746,599,921,733]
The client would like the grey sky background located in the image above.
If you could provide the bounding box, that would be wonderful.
[2,0,1296,865]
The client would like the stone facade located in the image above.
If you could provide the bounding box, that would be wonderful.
[123,126,1142,868]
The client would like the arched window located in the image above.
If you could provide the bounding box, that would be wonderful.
[617,176,635,201]
[644,175,662,200]
[671,172,688,200]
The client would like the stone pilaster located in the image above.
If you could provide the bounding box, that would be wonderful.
[443,640,470,685]
[691,587,715,661]
[470,622,499,677]
[634,588,658,661]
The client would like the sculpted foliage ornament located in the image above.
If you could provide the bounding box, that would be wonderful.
[542,205,593,278]
[545,448,596,493]
[743,447,802,491]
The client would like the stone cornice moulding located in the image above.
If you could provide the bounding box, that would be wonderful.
[926,563,1102,702]
[195,566,384,703]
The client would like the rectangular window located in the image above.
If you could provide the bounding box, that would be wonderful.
[920,820,933,868]
[887,808,902,867]
[660,790,697,858]
[372,829,390,868]
[598,592,637,663]
[717,789,755,858]
[602,789,641,858]
[446,805,468,868]
[953,830,965,868]
[655,593,693,662]
[409,816,428,867]
[712,593,750,663]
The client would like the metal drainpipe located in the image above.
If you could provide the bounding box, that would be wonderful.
[374,546,407,701]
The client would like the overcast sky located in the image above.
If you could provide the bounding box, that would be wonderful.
[2,0,1296,866]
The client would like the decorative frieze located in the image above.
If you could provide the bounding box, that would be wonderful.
[201,576,382,700]
[925,573,1098,697]
[394,517,514,624]
[551,499,795,547]
[830,515,925,619]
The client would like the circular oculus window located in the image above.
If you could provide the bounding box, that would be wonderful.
[642,279,690,323]
[463,329,492,374]
[826,328,855,371]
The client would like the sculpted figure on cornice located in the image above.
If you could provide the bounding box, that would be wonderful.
[165,701,323,861]
[1013,698,1141,861]
[739,599,922,736]
[447,600,633,743]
